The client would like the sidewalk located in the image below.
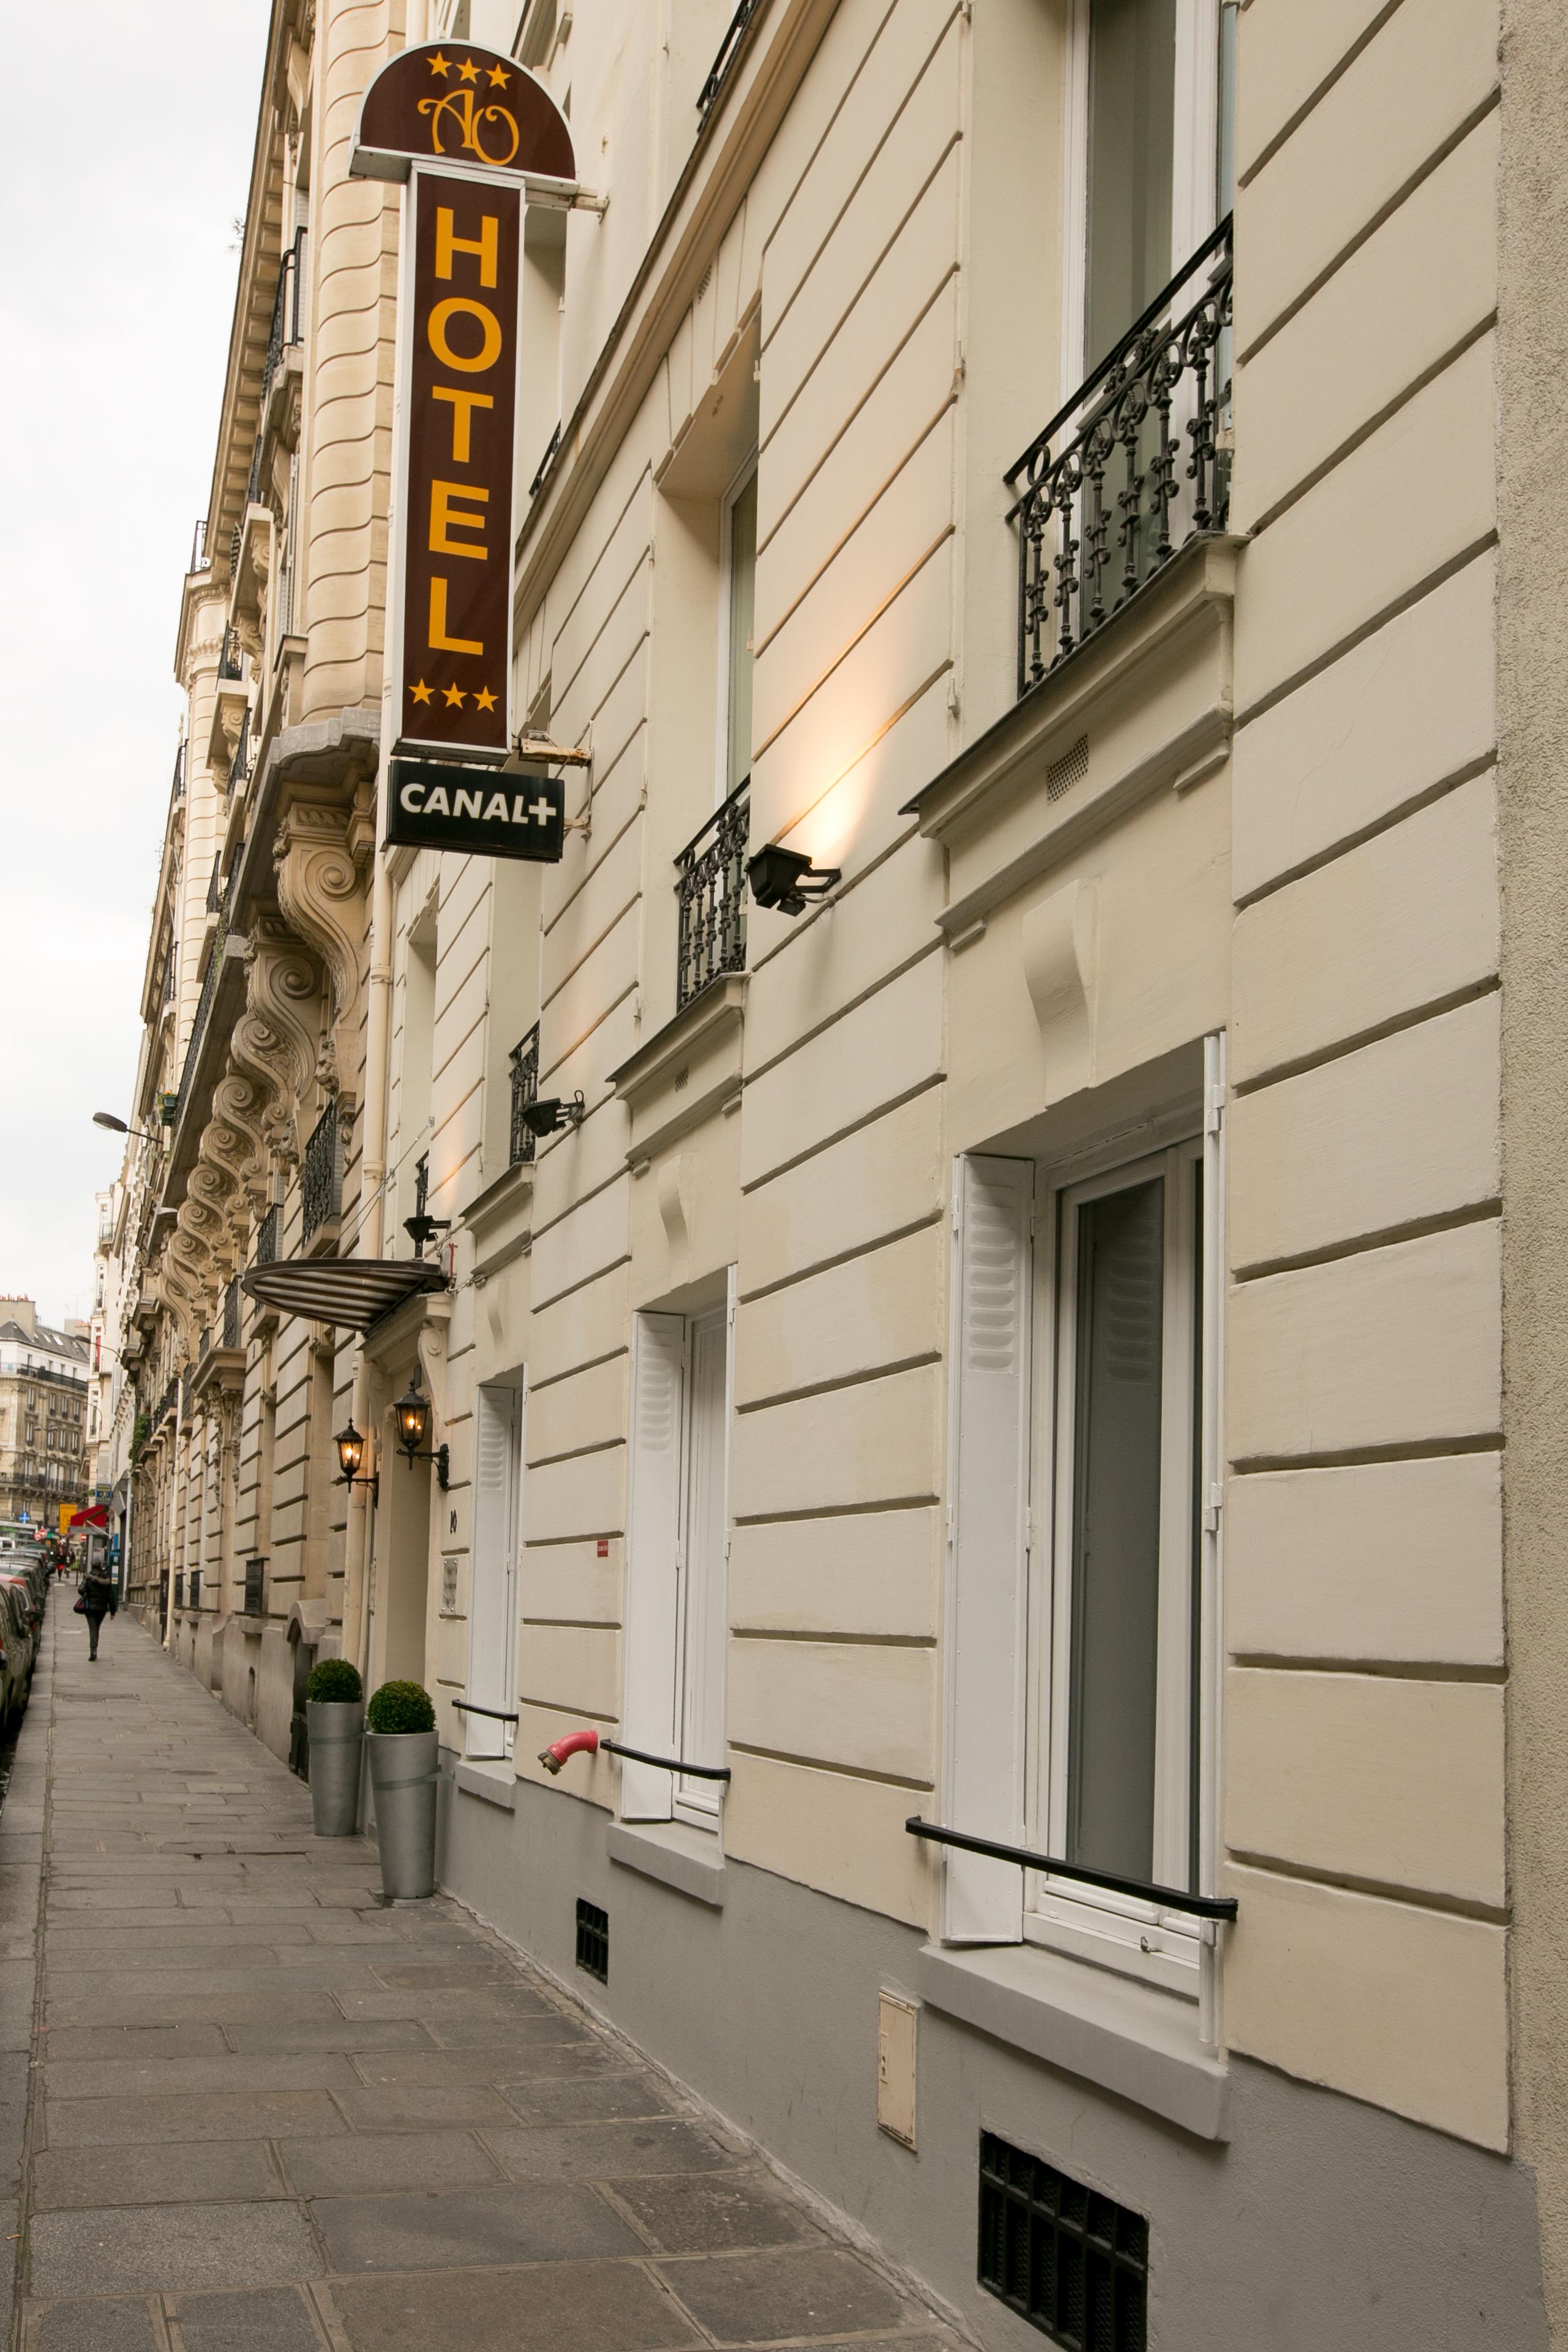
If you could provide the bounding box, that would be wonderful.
[5,1596,962,2352]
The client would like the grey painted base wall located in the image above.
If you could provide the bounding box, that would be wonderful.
[443,1775,1549,2351]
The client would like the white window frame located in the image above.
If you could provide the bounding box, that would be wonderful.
[464,1378,523,1762]
[1060,0,1222,400]
[622,1274,735,1832]
[713,452,759,809]
[1025,1134,1203,1989]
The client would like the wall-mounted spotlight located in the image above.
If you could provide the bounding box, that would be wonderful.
[392,1370,449,1489]
[746,844,842,916]
[519,1092,586,1141]
[334,1420,378,1505]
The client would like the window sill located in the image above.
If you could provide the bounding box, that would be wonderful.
[455,1759,517,1812]
[607,1817,725,1908]
[916,1939,1229,2142]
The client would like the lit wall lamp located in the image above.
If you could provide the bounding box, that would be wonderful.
[334,1421,378,1505]
[518,1092,586,1141]
[393,1370,449,1489]
[746,844,841,916]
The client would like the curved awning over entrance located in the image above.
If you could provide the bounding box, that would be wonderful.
[239,1258,448,1332]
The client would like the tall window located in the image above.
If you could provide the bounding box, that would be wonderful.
[1068,0,1221,377]
[623,1283,735,1830]
[719,462,757,802]
[467,1381,523,1760]
[943,1050,1222,1988]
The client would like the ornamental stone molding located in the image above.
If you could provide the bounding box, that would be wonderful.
[234,917,321,1165]
[207,1067,272,1215]
[274,802,364,1100]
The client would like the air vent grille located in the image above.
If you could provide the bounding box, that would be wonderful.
[1046,735,1090,802]
[575,1897,608,1982]
[978,2132,1147,2351]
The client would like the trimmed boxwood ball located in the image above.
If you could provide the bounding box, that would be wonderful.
[306,1658,363,1705]
[367,1679,435,1735]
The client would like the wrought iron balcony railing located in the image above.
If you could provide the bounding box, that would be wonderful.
[509,1025,539,1167]
[675,781,749,1012]
[206,857,223,914]
[218,625,244,682]
[222,1275,241,1351]
[254,1203,280,1266]
[302,1100,342,1241]
[171,741,186,800]
[176,879,230,1123]
[263,228,307,409]
[528,422,561,500]
[229,702,251,792]
[698,0,762,117]
[1006,219,1232,699]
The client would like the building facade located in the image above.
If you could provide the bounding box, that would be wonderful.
[0,1300,91,1529]
[104,0,1568,2341]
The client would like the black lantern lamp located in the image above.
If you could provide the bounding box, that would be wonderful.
[334,1420,378,1504]
[746,844,841,916]
[393,1370,449,1489]
[519,1091,586,1141]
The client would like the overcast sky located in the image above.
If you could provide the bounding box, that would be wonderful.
[0,3,271,1329]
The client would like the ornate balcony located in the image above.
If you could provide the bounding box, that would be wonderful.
[1006,221,1232,698]
[301,1101,342,1244]
[509,1026,539,1167]
[675,781,749,1012]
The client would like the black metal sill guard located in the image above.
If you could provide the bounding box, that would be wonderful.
[906,1818,1237,1924]
[452,1702,518,1724]
[602,1738,731,1783]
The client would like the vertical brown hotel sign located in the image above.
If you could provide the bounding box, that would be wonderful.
[350,44,578,762]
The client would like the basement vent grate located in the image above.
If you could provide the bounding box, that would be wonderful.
[575,1896,609,1982]
[1046,735,1089,801]
[978,2132,1147,2352]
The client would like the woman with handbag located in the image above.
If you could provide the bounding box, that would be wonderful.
[76,1565,118,1661]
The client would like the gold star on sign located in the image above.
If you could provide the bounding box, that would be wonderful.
[410,678,433,705]
[457,54,479,81]
[444,683,467,707]
[487,62,509,85]
[427,49,451,75]
[474,685,497,711]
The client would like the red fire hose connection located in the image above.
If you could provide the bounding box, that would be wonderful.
[539,1728,599,1775]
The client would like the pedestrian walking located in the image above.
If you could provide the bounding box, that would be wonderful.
[75,1564,117,1661]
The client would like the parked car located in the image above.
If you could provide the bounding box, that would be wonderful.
[0,1586,36,1729]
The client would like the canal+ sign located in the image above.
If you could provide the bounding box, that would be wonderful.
[386,760,565,863]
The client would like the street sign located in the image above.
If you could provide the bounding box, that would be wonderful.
[385,758,565,862]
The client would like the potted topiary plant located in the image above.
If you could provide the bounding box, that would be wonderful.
[365,1678,438,1899]
[304,1658,364,1838]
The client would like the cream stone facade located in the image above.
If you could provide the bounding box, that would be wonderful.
[105,0,1568,2340]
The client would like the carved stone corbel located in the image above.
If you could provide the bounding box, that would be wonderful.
[233,918,320,1165]
[274,804,364,1104]
[208,1067,271,1215]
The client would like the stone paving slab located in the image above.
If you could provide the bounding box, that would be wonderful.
[7,1601,962,2352]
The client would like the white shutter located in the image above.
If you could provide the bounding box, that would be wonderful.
[468,1385,520,1759]
[622,1312,685,1820]
[942,1155,1033,1942]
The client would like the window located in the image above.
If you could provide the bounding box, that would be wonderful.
[943,1042,1223,1991]
[1066,0,1222,378]
[718,460,757,802]
[623,1282,735,1830]
[466,1381,523,1759]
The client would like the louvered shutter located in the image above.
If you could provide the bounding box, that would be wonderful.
[468,1385,520,1757]
[943,1155,1033,1942]
[621,1312,685,1820]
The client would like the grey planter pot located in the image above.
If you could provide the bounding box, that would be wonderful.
[306,1699,364,1837]
[366,1729,438,1899]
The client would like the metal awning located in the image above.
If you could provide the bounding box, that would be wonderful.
[239,1258,447,1332]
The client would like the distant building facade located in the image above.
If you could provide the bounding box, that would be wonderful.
[103,1,1568,2346]
[0,1299,90,1528]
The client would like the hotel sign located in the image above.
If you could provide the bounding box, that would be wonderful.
[351,43,576,778]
